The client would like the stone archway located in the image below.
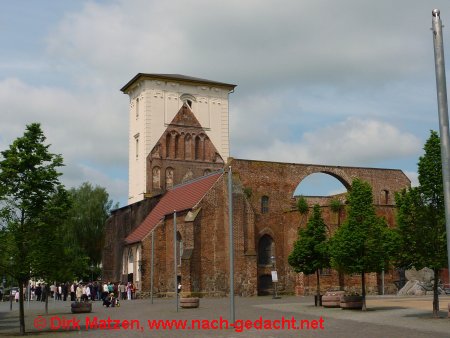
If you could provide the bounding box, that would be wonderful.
[257,233,275,295]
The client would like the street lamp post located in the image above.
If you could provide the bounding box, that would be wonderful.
[9,257,13,311]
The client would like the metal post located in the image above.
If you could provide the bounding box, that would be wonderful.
[432,9,450,283]
[9,285,12,311]
[381,269,385,295]
[228,167,235,323]
[174,211,178,312]
[151,229,154,304]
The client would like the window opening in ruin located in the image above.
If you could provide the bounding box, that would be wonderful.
[294,172,347,198]
[382,189,390,204]
[261,196,269,214]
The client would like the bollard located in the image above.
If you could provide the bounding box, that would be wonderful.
[448,303,450,318]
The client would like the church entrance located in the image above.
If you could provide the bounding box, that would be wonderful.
[257,234,275,296]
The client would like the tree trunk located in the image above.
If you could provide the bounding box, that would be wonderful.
[361,271,367,311]
[316,270,321,306]
[45,285,49,314]
[338,271,345,291]
[433,269,440,318]
[19,280,25,335]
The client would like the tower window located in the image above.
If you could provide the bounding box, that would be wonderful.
[136,97,140,118]
[134,133,140,159]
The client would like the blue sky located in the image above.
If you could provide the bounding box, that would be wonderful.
[1,0,449,206]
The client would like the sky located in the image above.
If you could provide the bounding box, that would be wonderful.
[1,0,449,206]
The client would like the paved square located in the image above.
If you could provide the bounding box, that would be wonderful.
[1,295,449,337]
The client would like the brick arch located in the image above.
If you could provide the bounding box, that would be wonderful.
[230,158,410,212]
[294,169,352,196]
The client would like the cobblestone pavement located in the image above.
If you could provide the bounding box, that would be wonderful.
[1,295,449,337]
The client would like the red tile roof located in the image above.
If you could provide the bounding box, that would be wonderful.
[124,172,223,244]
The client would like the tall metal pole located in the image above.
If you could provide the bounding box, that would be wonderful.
[151,229,154,304]
[432,9,450,283]
[228,167,235,323]
[174,211,178,312]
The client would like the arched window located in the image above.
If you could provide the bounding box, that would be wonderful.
[136,97,139,118]
[261,196,269,214]
[174,134,180,158]
[381,190,390,204]
[152,167,161,189]
[128,248,134,273]
[166,134,171,158]
[258,234,274,265]
[166,167,174,189]
[185,134,192,160]
[195,136,201,160]
[180,93,196,109]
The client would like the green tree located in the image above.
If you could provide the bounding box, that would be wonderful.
[0,123,65,334]
[288,204,329,304]
[329,197,345,290]
[65,182,116,267]
[330,179,392,311]
[330,198,344,227]
[296,195,309,227]
[394,131,447,317]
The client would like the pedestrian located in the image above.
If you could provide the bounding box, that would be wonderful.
[35,284,42,302]
[127,282,132,300]
[102,282,109,301]
[70,283,75,301]
[76,284,83,302]
[119,282,126,300]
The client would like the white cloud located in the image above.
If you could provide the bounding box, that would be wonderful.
[44,0,442,92]
[236,117,421,166]
[0,78,128,205]
[2,0,444,207]
[405,171,419,187]
[62,163,128,206]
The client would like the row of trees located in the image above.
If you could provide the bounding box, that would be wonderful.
[288,131,448,317]
[0,123,115,334]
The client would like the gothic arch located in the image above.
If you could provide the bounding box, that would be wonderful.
[257,234,275,266]
[195,135,202,160]
[295,169,352,194]
[185,134,192,160]
[174,133,180,158]
[165,133,171,158]
[152,166,161,189]
[165,167,174,189]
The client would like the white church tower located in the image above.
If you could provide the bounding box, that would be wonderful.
[121,73,236,204]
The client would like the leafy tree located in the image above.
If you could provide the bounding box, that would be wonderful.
[65,182,116,267]
[288,204,329,304]
[0,123,65,334]
[296,195,309,226]
[330,179,392,311]
[394,131,447,317]
[330,198,344,226]
[329,198,345,290]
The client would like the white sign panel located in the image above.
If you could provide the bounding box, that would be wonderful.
[271,271,278,283]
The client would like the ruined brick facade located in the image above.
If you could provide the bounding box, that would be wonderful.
[103,156,411,297]
[103,74,413,298]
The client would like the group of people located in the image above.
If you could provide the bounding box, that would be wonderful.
[101,282,136,307]
[20,281,137,305]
